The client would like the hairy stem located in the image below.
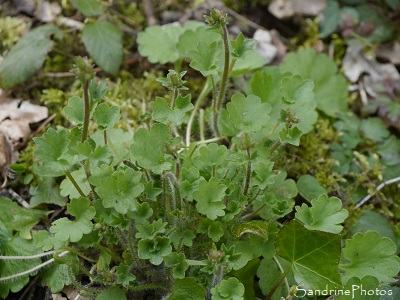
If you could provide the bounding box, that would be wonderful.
[81,80,90,143]
[103,130,107,145]
[67,264,99,295]
[211,75,217,117]
[243,147,252,196]
[0,251,69,282]
[127,283,168,292]
[186,77,212,147]
[0,250,56,260]
[241,203,266,221]
[84,160,97,200]
[266,261,291,300]
[96,244,123,263]
[65,170,86,198]
[228,58,237,74]
[171,88,178,109]
[199,108,205,141]
[213,25,230,137]
[162,175,171,224]
[208,265,224,299]
[116,227,138,267]
[64,247,97,263]
[269,140,282,157]
[164,171,181,210]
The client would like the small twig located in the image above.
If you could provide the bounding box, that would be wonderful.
[224,6,268,31]
[143,0,157,26]
[354,176,400,209]
[39,71,75,78]
[31,113,57,138]
[14,113,57,151]
[4,188,30,208]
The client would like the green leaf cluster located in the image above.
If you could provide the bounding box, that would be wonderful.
[2,8,397,300]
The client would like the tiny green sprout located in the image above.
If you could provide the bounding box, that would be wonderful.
[156,69,188,91]
[204,8,228,28]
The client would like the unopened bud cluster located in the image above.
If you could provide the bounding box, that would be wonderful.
[203,8,228,28]
[71,56,95,83]
[156,69,188,91]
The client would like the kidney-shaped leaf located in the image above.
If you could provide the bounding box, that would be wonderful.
[137,25,184,64]
[295,194,348,234]
[280,49,348,117]
[340,231,400,284]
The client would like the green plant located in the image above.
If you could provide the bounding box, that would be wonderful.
[0,0,125,89]
[0,8,399,300]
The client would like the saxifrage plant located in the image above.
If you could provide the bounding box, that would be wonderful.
[0,8,399,300]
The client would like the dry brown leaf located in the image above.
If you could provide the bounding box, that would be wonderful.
[0,99,48,123]
[0,119,31,149]
[0,98,48,167]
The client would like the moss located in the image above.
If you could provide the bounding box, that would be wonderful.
[16,140,38,186]
[114,0,145,28]
[331,34,347,66]
[0,17,29,53]
[103,70,165,130]
[275,118,343,193]
[290,18,323,50]
[40,85,81,127]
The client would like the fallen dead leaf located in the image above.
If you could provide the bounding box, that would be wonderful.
[0,97,48,168]
[0,99,48,123]
[0,119,31,150]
